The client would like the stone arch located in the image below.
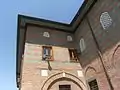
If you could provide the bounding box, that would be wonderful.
[41,72,87,90]
[84,66,98,90]
[85,66,97,80]
[47,77,83,90]
[111,44,120,68]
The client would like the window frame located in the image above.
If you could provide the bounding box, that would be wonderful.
[42,46,54,61]
[68,48,79,62]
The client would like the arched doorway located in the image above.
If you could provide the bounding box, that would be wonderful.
[47,77,83,90]
[41,72,87,90]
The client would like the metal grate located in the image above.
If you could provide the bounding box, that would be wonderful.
[100,12,112,30]
[88,79,99,90]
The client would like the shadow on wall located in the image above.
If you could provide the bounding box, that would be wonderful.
[74,0,120,67]
[25,25,75,49]
[25,0,120,67]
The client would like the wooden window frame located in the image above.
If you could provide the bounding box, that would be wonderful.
[68,48,79,62]
[42,46,54,61]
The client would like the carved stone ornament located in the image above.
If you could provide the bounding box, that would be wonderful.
[43,32,50,38]
[100,12,113,30]
[67,35,73,41]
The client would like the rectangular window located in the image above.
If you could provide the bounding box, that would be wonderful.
[88,79,99,90]
[68,49,79,62]
[42,46,53,61]
[59,85,71,90]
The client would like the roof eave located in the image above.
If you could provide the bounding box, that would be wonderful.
[16,0,98,87]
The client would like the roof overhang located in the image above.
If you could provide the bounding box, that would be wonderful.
[16,0,97,87]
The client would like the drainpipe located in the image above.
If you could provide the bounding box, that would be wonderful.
[86,16,114,90]
[45,56,52,71]
[47,59,52,71]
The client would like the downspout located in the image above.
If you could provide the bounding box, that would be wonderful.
[86,16,114,90]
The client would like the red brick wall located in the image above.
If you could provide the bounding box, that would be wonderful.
[20,25,87,90]
[75,0,120,89]
[20,0,120,90]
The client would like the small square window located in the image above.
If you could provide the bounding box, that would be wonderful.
[42,46,53,61]
[68,49,79,62]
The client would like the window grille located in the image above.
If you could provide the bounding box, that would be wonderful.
[88,79,99,90]
[100,12,112,29]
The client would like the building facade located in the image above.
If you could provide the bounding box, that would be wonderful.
[16,0,120,90]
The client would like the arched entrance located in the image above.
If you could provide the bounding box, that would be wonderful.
[41,72,87,90]
[47,77,83,90]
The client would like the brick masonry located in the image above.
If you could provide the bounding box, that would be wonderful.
[20,26,87,90]
[20,0,120,90]
[75,0,120,90]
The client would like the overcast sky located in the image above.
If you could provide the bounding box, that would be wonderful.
[0,0,84,90]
